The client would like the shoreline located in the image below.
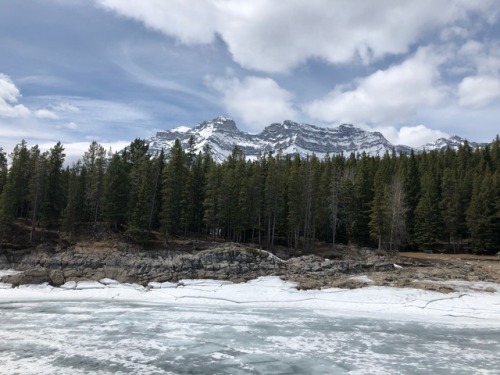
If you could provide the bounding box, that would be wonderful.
[1,275,500,328]
[1,240,500,293]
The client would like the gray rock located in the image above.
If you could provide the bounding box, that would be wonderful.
[0,254,10,269]
[6,241,415,287]
[2,267,50,286]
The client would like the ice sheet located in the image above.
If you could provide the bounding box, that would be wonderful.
[1,273,499,326]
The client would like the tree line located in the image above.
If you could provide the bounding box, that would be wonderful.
[0,136,499,254]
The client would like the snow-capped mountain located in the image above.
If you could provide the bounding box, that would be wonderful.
[146,116,483,162]
[416,135,485,152]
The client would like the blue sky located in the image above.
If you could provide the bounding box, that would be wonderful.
[1,0,500,161]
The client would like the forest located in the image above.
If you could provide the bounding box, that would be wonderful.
[0,136,499,255]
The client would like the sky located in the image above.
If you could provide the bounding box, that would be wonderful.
[1,0,500,162]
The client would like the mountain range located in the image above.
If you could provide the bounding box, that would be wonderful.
[146,116,485,162]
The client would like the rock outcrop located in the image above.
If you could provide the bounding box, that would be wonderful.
[1,241,497,290]
[2,242,287,286]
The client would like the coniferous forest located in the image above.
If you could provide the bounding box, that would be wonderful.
[0,136,499,255]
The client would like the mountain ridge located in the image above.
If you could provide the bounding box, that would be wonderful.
[146,116,486,162]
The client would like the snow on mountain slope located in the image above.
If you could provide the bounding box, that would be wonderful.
[146,117,484,161]
[416,135,486,152]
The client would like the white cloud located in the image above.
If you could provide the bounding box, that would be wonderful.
[64,122,78,130]
[94,0,499,73]
[458,75,500,108]
[0,73,31,118]
[304,48,448,124]
[35,109,59,120]
[50,102,80,113]
[95,0,218,44]
[206,75,297,132]
[458,40,500,75]
[369,124,449,147]
[0,75,74,122]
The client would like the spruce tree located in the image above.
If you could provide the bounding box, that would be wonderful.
[0,148,7,195]
[103,153,129,231]
[466,170,499,253]
[83,141,107,234]
[353,153,375,246]
[369,154,392,250]
[161,139,188,240]
[39,142,66,228]
[203,158,222,240]
[414,170,442,248]
[61,162,86,234]
[28,146,47,242]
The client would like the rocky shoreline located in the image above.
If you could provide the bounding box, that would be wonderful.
[1,241,498,292]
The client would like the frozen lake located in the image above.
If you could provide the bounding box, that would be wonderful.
[1,276,500,374]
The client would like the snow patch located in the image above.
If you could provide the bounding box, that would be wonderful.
[0,276,499,326]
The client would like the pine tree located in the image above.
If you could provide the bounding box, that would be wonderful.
[83,141,107,234]
[244,160,265,246]
[0,141,32,242]
[147,150,165,232]
[203,159,222,240]
[352,153,374,246]
[28,146,47,242]
[286,155,303,250]
[61,162,86,234]
[264,152,284,251]
[387,176,407,254]
[183,151,206,234]
[161,139,188,240]
[6,140,32,219]
[466,170,499,254]
[414,170,442,248]
[39,142,66,228]
[338,166,356,244]
[401,150,420,245]
[0,148,7,195]
[127,155,157,243]
[440,168,462,252]
[369,154,392,250]
[103,153,129,231]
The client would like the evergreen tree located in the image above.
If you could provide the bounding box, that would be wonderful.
[127,155,157,242]
[161,139,188,239]
[440,168,463,252]
[0,148,7,195]
[286,155,303,250]
[61,162,86,234]
[39,142,66,228]
[337,166,356,244]
[6,140,32,219]
[27,146,47,242]
[387,176,407,254]
[466,170,500,253]
[103,153,129,231]
[245,159,265,246]
[353,153,375,246]
[369,154,392,250]
[414,170,442,248]
[203,158,222,240]
[401,150,420,245]
[183,151,207,234]
[264,152,284,251]
[83,141,107,234]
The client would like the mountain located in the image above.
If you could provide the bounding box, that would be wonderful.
[416,135,485,152]
[146,116,484,161]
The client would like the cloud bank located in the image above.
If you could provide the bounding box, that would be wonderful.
[94,0,499,73]
[206,75,297,132]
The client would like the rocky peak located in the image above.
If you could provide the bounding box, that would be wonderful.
[145,117,484,162]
